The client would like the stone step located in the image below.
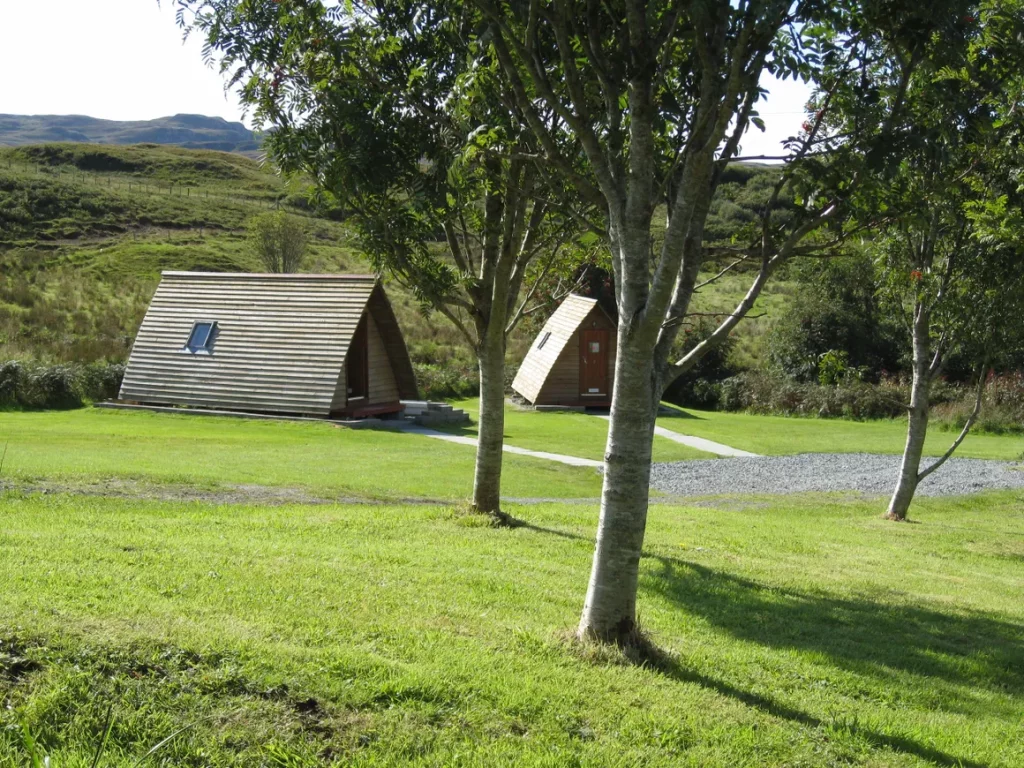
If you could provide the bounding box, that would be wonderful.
[400,400,469,426]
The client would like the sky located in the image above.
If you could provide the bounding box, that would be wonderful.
[0,0,246,124]
[0,0,811,157]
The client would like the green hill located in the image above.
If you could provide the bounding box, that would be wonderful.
[0,143,354,361]
[0,142,791,390]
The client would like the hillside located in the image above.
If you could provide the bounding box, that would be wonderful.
[0,114,258,154]
[0,143,477,390]
[0,142,792,390]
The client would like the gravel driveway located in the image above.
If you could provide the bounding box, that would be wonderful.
[649,453,1024,498]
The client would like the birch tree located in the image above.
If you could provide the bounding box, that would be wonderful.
[853,2,1024,520]
[177,0,590,517]
[469,0,971,643]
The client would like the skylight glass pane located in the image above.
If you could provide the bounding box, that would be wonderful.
[187,322,213,350]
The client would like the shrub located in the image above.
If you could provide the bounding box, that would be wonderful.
[21,364,82,408]
[0,361,23,406]
[932,372,1024,435]
[246,211,308,273]
[81,361,126,402]
[768,253,903,382]
[662,318,737,410]
[413,362,478,401]
[717,370,907,420]
[0,360,124,410]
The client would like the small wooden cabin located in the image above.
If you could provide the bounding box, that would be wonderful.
[512,294,616,407]
[119,271,418,418]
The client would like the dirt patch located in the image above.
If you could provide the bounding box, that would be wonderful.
[0,638,44,684]
[0,478,442,507]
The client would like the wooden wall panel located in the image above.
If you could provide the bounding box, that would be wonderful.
[367,313,400,404]
[120,272,398,417]
[512,296,617,406]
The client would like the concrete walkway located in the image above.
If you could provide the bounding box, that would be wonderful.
[592,414,759,458]
[397,424,604,468]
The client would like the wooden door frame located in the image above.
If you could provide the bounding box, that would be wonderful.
[578,328,609,399]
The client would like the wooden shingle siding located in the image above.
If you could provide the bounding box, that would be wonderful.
[120,272,418,417]
[366,313,399,404]
[511,295,617,406]
[366,286,418,401]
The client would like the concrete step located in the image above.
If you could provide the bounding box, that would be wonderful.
[400,400,470,426]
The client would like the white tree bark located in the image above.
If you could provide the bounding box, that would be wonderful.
[578,333,658,642]
[887,303,932,521]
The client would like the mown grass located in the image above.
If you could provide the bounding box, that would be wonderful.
[0,489,1021,766]
[0,409,602,500]
[446,398,716,461]
[657,405,1024,460]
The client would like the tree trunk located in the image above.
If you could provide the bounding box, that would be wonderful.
[887,382,929,521]
[887,304,932,521]
[578,336,658,644]
[472,324,506,515]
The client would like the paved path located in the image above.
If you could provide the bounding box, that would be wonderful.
[396,424,603,468]
[592,414,759,458]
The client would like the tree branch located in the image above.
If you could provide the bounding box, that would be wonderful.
[917,367,987,482]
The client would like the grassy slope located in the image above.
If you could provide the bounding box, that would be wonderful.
[657,406,1024,460]
[1,490,1021,766]
[0,144,440,366]
[0,409,601,500]
[446,397,715,461]
[0,145,790,375]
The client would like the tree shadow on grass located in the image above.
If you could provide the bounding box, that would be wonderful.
[519,520,1023,701]
[516,522,1018,766]
[648,658,991,768]
[645,557,1024,702]
[658,403,704,420]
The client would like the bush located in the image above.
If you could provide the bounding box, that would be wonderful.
[715,368,1024,429]
[662,318,737,410]
[932,372,1024,435]
[768,254,903,383]
[413,362,478,401]
[0,360,124,410]
[717,370,908,420]
[0,361,23,405]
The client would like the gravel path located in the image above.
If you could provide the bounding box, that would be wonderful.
[649,453,1024,498]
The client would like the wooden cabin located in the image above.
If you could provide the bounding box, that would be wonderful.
[119,271,418,418]
[511,294,616,407]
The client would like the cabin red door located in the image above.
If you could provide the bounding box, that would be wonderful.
[579,329,609,398]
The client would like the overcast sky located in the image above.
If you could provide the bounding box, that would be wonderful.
[1,0,811,158]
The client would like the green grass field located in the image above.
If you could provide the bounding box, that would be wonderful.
[658,405,1024,460]
[0,409,602,501]
[1,490,1021,766]
[446,398,715,461]
[2,407,1023,765]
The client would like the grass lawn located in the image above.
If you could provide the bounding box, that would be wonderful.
[446,398,715,462]
[0,409,602,501]
[1,490,1021,765]
[658,405,1024,460]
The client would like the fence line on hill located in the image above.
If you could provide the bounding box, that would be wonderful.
[0,156,290,213]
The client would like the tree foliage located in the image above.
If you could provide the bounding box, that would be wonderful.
[247,210,308,273]
[177,0,598,515]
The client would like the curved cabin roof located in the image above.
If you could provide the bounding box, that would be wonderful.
[119,271,417,416]
[512,294,613,404]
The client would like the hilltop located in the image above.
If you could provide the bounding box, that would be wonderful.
[0,114,258,155]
